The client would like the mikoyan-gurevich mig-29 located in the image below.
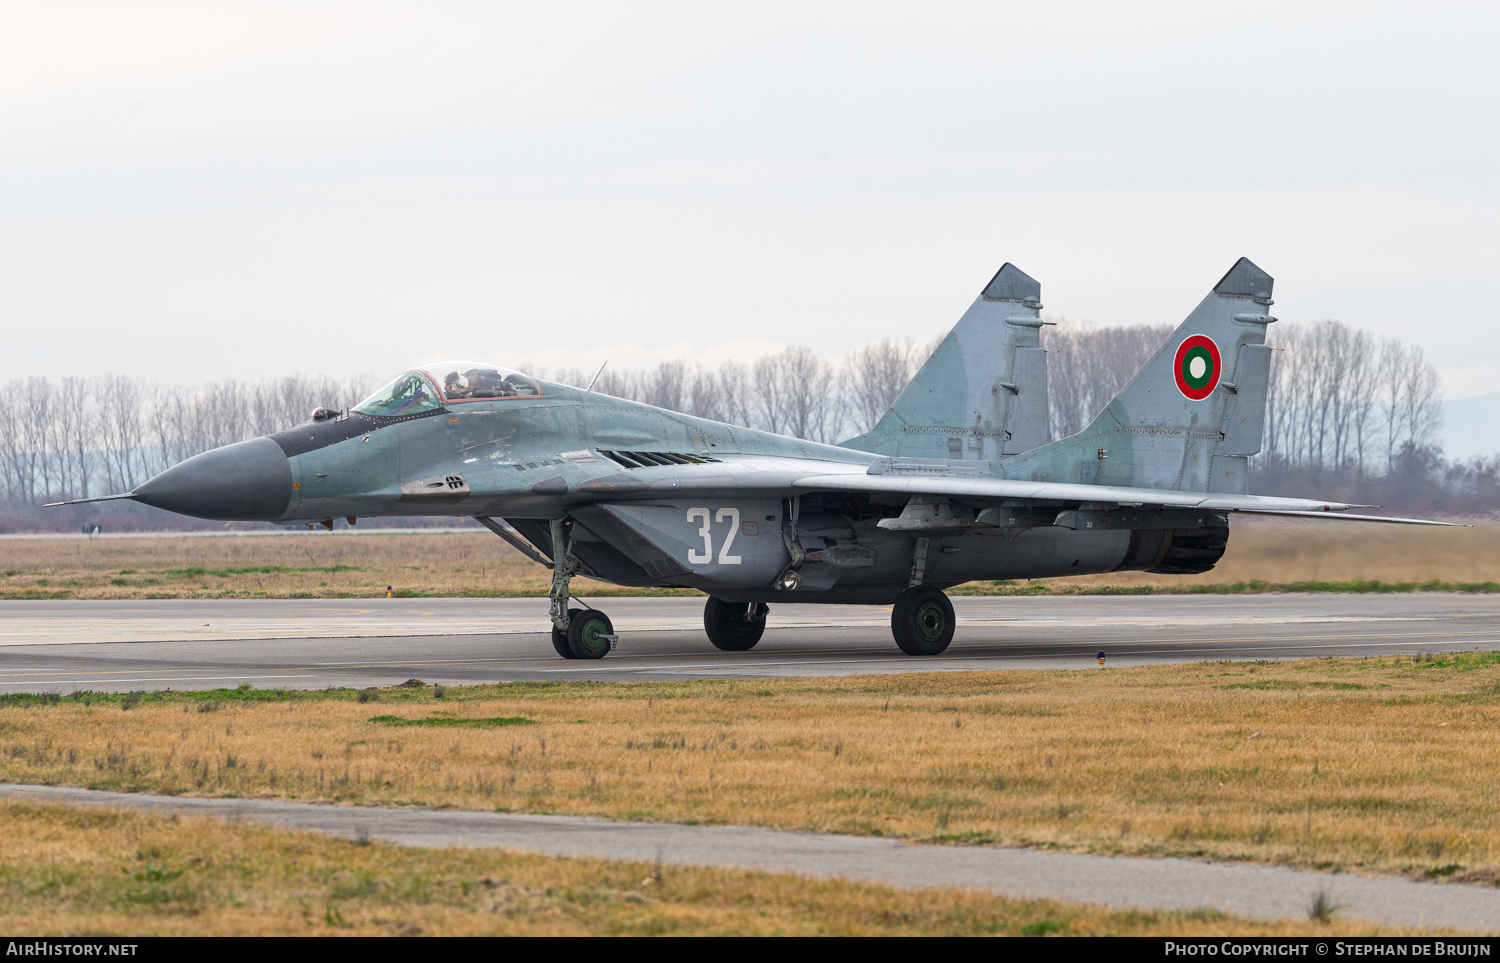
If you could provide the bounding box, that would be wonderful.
[53,258,1452,659]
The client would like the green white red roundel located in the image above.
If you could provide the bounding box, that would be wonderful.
[1173,334,1221,401]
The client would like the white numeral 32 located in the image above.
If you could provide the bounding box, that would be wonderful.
[686,507,741,565]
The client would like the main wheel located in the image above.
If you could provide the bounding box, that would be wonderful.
[567,608,615,660]
[891,586,955,656]
[704,598,768,651]
[551,608,583,659]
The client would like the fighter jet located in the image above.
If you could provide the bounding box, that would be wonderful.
[52,258,1451,659]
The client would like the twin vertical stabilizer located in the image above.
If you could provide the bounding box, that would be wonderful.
[840,263,1051,460]
[1000,257,1276,494]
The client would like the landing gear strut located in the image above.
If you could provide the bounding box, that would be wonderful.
[547,517,616,660]
[704,598,768,651]
[891,585,954,656]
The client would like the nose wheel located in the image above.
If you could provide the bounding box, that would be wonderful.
[551,608,616,660]
[891,586,954,656]
[566,609,616,660]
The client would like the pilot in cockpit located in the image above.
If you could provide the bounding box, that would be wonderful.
[424,363,541,404]
[443,370,471,400]
[466,368,512,398]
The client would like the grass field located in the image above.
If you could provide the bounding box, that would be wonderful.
[2,654,1496,888]
[0,517,1495,599]
[0,799,1443,936]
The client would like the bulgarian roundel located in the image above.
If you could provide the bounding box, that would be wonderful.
[1173,334,1221,401]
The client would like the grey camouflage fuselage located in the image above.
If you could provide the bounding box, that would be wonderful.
[111,258,1364,608]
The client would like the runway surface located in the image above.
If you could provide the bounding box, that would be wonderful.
[1,594,1497,692]
[2,783,1495,929]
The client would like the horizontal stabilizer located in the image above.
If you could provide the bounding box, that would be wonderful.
[42,492,138,508]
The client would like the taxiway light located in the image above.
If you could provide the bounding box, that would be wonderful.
[1097,650,1106,668]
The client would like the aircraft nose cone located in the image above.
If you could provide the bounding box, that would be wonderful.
[134,437,292,521]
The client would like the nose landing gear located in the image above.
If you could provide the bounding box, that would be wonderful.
[546,518,616,660]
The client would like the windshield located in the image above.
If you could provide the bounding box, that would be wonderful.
[418,361,541,402]
[353,371,443,417]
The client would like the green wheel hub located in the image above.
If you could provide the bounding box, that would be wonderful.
[891,586,956,656]
[566,608,614,660]
[915,601,948,642]
[576,617,610,654]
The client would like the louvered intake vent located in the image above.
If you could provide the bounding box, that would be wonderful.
[597,450,721,469]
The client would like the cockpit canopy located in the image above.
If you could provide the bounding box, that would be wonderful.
[352,362,542,418]
[421,361,541,402]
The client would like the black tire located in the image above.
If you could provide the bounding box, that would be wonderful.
[567,608,614,660]
[704,598,768,651]
[551,608,583,659]
[891,586,955,656]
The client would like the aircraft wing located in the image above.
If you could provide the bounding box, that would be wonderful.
[778,466,1457,525]
[574,453,1455,526]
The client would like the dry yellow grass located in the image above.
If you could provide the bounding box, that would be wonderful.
[0,531,683,600]
[1034,516,1500,592]
[2,653,1497,886]
[0,799,1445,936]
[1,517,1495,599]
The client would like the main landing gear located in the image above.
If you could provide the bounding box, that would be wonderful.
[891,585,955,656]
[704,598,768,651]
[889,537,955,656]
[547,518,616,660]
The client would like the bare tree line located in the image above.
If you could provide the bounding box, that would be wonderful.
[533,339,933,446]
[1047,320,1444,475]
[1046,322,1176,438]
[1264,320,1442,475]
[0,374,380,504]
[0,322,1448,512]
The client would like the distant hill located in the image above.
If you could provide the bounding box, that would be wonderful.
[1443,393,1500,462]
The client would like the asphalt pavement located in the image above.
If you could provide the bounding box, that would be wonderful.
[0,594,1496,692]
[0,783,1494,930]
[4,597,1498,930]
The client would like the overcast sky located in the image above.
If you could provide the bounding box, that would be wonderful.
[2,2,1496,396]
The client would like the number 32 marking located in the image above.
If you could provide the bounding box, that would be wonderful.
[686,507,741,565]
